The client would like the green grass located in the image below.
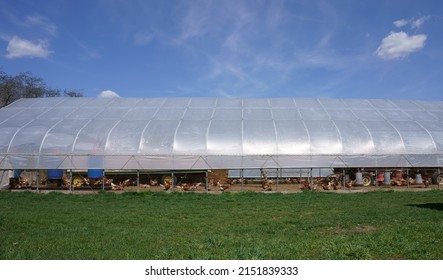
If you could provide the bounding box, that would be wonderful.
[1,190,443,259]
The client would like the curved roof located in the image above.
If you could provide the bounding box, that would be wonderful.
[1,97,443,170]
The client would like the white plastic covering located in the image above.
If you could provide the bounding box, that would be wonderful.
[1,97,443,170]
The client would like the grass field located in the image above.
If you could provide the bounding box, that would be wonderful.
[0,190,442,260]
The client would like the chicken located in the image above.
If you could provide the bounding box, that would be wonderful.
[149,178,158,186]
[104,178,113,185]
[111,179,130,191]
[345,179,355,189]
[227,178,237,185]
[62,176,71,188]
[181,184,190,191]
[326,178,338,191]
[217,181,229,191]
[334,181,342,190]
[120,179,131,187]
[260,169,273,191]
[40,177,47,185]
[391,178,406,186]
[219,185,229,191]
[19,176,29,187]
[160,183,171,191]
[82,177,90,186]
[92,179,102,186]
[300,179,311,190]
[111,182,120,191]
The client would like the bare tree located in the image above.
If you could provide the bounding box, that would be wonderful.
[0,70,21,107]
[0,69,83,108]
[63,90,83,97]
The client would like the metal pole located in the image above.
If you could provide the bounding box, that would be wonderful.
[205,170,208,192]
[241,169,244,192]
[137,170,140,193]
[70,169,73,192]
[310,168,313,191]
[276,168,279,192]
[342,169,346,190]
[407,169,409,189]
[102,170,105,191]
[36,171,40,192]
[375,170,378,190]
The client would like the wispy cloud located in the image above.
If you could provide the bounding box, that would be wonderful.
[393,19,409,28]
[5,36,52,59]
[25,15,57,36]
[133,31,154,46]
[411,16,430,29]
[175,1,212,43]
[375,31,427,60]
[171,0,363,97]
[393,16,430,29]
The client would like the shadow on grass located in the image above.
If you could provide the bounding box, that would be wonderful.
[407,203,443,211]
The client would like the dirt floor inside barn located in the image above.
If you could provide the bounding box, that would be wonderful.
[7,181,441,194]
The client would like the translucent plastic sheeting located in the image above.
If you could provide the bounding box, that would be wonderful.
[1,97,443,170]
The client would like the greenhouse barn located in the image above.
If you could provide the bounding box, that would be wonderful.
[1,97,443,192]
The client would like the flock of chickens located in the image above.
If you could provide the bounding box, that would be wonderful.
[9,170,432,191]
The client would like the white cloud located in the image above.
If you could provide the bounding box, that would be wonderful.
[376,31,427,60]
[6,36,52,59]
[393,19,409,28]
[98,90,120,98]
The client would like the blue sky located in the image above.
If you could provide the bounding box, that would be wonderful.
[1,0,442,100]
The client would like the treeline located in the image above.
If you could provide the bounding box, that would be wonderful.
[0,69,83,108]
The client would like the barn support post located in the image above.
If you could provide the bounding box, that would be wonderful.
[438,169,441,190]
[310,168,313,191]
[276,168,279,192]
[137,170,140,193]
[375,170,378,190]
[36,171,40,192]
[241,169,244,192]
[406,169,409,189]
[102,170,105,191]
[205,170,208,192]
[69,169,73,192]
[171,171,174,191]
[342,169,346,190]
